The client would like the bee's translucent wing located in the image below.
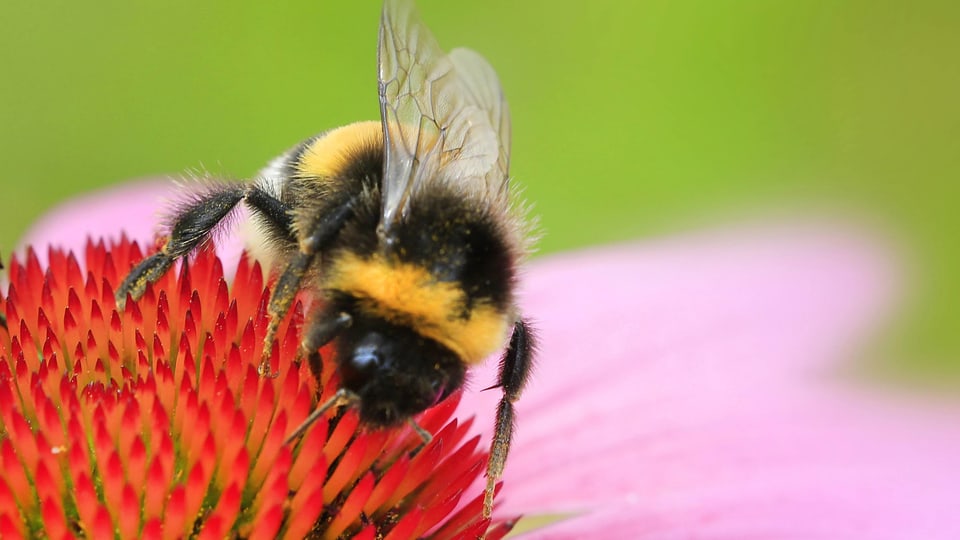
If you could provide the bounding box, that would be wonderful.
[448,47,512,197]
[378,0,511,233]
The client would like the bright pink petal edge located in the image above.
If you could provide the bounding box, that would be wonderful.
[454,226,960,538]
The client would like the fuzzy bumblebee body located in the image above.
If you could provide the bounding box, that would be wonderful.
[254,120,522,426]
[116,0,535,521]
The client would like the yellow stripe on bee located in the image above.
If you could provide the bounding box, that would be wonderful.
[327,253,509,364]
[297,121,383,179]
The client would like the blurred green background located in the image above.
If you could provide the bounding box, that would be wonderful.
[1,1,957,378]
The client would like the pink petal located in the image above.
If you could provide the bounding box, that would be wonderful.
[456,224,960,538]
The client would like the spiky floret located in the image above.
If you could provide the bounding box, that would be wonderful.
[0,239,517,539]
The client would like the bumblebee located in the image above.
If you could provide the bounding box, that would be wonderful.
[116,0,535,519]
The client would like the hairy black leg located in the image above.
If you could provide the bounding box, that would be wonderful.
[408,419,433,444]
[484,318,537,519]
[407,418,434,457]
[284,388,358,445]
[115,183,296,309]
[258,201,354,377]
[116,253,176,309]
[115,185,244,308]
[300,311,353,380]
[283,312,353,443]
[245,185,298,247]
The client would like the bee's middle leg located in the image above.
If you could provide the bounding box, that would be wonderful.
[258,199,355,376]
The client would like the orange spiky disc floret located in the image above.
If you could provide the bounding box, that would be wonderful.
[0,238,516,540]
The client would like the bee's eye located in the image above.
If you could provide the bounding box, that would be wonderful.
[341,331,391,388]
[352,343,381,369]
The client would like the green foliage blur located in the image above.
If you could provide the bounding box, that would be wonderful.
[1,1,957,376]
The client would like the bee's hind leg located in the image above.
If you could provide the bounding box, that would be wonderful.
[484,318,536,519]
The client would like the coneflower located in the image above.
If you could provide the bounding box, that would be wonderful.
[0,239,514,539]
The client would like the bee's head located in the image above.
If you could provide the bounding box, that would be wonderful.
[335,316,465,427]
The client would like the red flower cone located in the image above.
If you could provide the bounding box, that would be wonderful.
[0,238,514,539]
